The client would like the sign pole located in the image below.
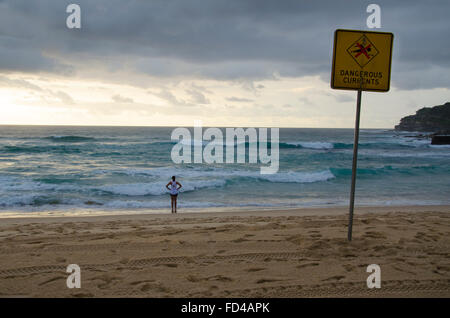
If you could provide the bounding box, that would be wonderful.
[348,88,362,241]
[331,29,393,241]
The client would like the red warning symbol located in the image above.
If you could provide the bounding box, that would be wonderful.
[347,35,379,68]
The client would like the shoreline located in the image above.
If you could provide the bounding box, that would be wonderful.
[0,204,449,223]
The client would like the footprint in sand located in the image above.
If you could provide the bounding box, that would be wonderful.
[322,275,345,281]
[158,263,178,268]
[27,241,43,245]
[392,265,416,275]
[186,274,202,282]
[246,267,266,272]
[365,231,387,239]
[286,234,303,245]
[296,262,319,269]
[373,245,386,252]
[39,276,65,286]
[72,293,94,297]
[207,275,233,282]
[256,278,281,284]
[140,283,153,292]
[130,279,155,286]
[342,264,355,272]
[92,274,119,290]
[215,228,230,233]
[232,237,249,243]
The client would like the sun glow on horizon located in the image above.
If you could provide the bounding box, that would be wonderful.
[1,73,449,128]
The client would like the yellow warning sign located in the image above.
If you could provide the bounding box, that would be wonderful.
[331,29,393,92]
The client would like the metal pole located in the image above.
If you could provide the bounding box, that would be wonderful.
[348,89,362,241]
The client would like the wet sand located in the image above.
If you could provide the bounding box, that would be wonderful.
[0,205,449,297]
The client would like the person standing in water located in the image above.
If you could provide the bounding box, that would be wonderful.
[166,176,182,213]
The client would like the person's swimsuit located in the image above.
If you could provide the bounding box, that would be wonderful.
[170,181,178,196]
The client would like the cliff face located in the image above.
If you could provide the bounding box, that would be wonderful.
[395,102,450,133]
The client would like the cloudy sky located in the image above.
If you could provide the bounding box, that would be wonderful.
[0,0,449,128]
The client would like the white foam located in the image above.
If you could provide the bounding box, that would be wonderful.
[0,194,36,207]
[0,175,57,191]
[178,139,248,147]
[359,149,450,158]
[102,166,336,184]
[103,200,227,209]
[397,138,430,147]
[95,179,227,196]
[0,194,84,208]
[286,141,334,149]
[257,169,335,183]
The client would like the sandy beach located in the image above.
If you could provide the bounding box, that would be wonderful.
[0,205,449,298]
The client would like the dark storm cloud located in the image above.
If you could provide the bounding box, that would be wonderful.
[0,0,449,89]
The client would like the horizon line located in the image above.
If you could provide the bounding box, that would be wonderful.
[0,124,393,130]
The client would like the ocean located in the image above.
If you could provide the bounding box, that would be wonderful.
[0,126,449,216]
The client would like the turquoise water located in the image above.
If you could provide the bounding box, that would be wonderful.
[0,126,449,215]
